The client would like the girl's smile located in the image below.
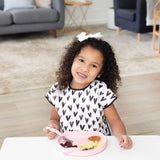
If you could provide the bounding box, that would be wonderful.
[77,72,88,79]
[70,46,104,89]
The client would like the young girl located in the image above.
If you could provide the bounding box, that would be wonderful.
[44,32,132,149]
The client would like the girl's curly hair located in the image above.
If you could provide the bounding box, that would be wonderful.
[56,37,121,94]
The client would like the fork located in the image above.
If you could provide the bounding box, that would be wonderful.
[46,126,73,143]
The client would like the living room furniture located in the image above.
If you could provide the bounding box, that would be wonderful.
[0,136,160,160]
[113,0,154,41]
[0,0,64,37]
[153,1,160,54]
[65,0,92,32]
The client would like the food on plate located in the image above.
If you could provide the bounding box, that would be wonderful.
[78,141,104,150]
[58,131,107,156]
[60,135,103,151]
[60,141,77,148]
[88,136,101,142]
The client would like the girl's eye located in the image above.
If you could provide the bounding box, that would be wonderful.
[92,64,97,68]
[79,59,84,63]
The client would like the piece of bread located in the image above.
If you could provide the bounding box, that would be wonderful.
[88,136,101,142]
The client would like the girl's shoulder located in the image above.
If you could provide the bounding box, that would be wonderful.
[92,80,117,100]
[52,82,59,89]
[49,82,58,91]
[48,82,62,95]
[91,80,108,89]
[49,82,70,94]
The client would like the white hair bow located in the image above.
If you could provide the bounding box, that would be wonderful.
[76,32,103,42]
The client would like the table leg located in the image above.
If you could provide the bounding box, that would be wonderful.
[79,5,89,26]
[65,6,79,27]
[65,5,91,32]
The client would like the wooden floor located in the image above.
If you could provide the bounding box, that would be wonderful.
[0,72,160,148]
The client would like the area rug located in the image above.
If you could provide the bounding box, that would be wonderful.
[0,25,160,94]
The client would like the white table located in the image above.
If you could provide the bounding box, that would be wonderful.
[0,136,160,160]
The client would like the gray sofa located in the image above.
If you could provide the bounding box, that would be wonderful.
[0,0,64,37]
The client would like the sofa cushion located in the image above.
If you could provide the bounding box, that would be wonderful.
[0,0,4,10]
[117,9,136,22]
[0,10,12,26]
[3,0,36,11]
[10,8,58,24]
[34,0,51,8]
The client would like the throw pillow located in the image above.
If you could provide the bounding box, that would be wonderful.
[34,0,51,8]
[3,0,36,11]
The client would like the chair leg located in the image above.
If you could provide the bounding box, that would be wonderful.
[52,30,57,38]
[153,32,156,51]
[138,33,141,41]
[117,27,120,35]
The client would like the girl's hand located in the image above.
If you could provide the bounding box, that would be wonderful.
[118,135,133,149]
[43,124,58,140]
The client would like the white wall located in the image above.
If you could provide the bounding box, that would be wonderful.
[65,0,113,26]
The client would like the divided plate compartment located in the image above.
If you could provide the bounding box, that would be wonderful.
[58,131,107,156]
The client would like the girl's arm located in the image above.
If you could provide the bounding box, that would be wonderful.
[43,106,60,139]
[104,104,132,149]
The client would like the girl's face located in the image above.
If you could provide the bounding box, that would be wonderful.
[70,46,104,89]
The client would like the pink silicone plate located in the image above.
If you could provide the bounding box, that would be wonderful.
[58,131,107,157]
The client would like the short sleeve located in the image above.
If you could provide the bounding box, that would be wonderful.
[45,82,58,106]
[98,81,117,109]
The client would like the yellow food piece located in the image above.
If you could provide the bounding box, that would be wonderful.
[78,141,104,150]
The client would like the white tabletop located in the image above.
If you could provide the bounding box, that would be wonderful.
[0,136,160,160]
